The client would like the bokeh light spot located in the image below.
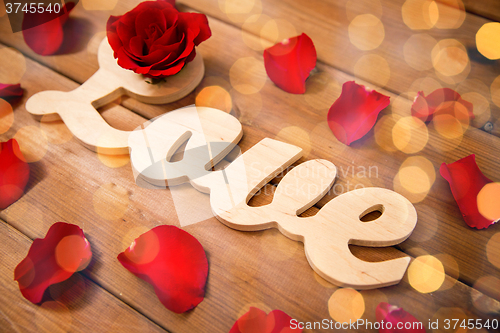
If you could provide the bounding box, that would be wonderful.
[432,101,470,139]
[392,116,428,154]
[394,156,435,203]
[461,92,490,128]
[432,40,469,77]
[13,126,48,163]
[196,86,232,113]
[260,19,297,47]
[403,34,437,71]
[402,0,438,30]
[92,183,129,220]
[434,253,459,291]
[219,0,263,23]
[348,14,385,50]
[476,22,500,60]
[328,288,365,323]
[125,229,160,265]
[55,235,92,273]
[408,76,442,100]
[0,47,26,84]
[374,114,399,152]
[0,98,14,134]
[354,54,391,87]
[230,57,267,94]
[408,255,445,293]
[434,0,466,30]
[486,232,500,269]
[242,14,273,51]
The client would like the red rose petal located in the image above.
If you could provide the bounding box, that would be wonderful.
[22,2,75,55]
[230,307,302,333]
[0,139,29,210]
[440,154,497,229]
[411,88,474,122]
[376,302,425,333]
[327,81,391,145]
[0,83,23,101]
[14,222,92,304]
[263,33,317,94]
[117,225,208,313]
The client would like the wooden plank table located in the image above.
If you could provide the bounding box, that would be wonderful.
[0,0,499,332]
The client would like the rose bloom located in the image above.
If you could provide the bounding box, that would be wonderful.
[107,0,211,78]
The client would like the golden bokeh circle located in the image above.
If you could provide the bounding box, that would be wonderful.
[394,156,435,203]
[374,114,399,152]
[476,22,500,60]
[55,235,91,273]
[0,98,14,134]
[434,253,459,291]
[328,288,365,323]
[242,14,273,51]
[403,34,437,71]
[434,0,466,29]
[461,92,490,128]
[348,14,385,51]
[230,57,267,95]
[408,255,445,293]
[432,101,470,140]
[431,39,469,77]
[485,232,500,269]
[97,152,130,168]
[92,183,130,220]
[196,86,233,113]
[0,46,26,84]
[392,116,428,154]
[408,76,442,100]
[13,126,49,163]
[219,0,263,23]
[354,54,391,88]
[260,18,297,47]
[402,0,438,30]
[275,126,311,158]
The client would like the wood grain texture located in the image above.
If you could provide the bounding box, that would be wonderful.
[181,0,500,134]
[0,0,499,331]
[0,46,497,332]
[0,219,167,333]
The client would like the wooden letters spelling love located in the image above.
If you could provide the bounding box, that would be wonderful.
[26,38,418,289]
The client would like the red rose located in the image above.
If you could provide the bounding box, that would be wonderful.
[106,0,211,78]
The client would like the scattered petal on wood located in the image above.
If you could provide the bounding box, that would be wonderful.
[22,2,75,55]
[440,154,498,229]
[0,139,29,210]
[376,302,426,333]
[411,88,474,122]
[263,33,317,94]
[14,222,92,304]
[0,83,23,101]
[118,225,208,313]
[229,307,303,333]
[327,81,390,145]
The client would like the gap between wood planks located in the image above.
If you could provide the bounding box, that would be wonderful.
[0,13,497,302]
[0,217,171,333]
[178,1,500,137]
